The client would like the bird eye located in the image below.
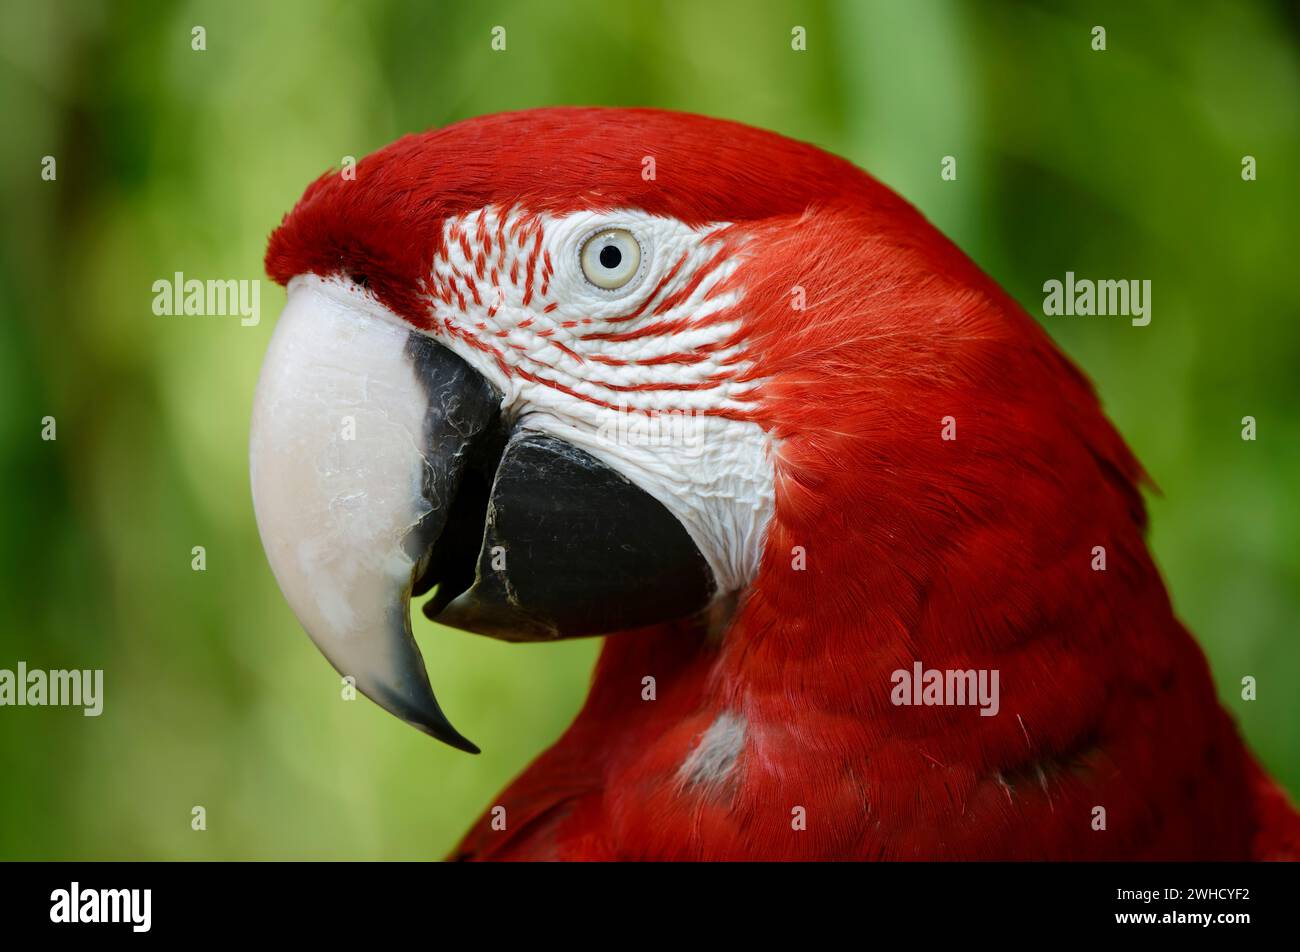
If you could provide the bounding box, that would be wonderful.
[580,228,641,290]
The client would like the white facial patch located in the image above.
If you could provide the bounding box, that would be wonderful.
[425,206,775,596]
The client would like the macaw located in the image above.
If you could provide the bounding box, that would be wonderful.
[250,107,1299,860]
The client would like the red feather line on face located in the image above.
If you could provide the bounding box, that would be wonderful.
[426,204,762,419]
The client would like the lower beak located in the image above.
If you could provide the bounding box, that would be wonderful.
[250,276,715,752]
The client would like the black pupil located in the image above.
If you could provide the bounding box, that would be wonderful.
[599,245,622,270]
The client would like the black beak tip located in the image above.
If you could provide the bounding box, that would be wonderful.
[372,680,482,754]
[441,727,482,755]
[411,714,481,755]
[408,706,481,754]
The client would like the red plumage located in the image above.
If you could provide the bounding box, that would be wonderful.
[266,108,1299,861]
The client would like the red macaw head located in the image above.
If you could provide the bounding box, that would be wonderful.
[252,107,1144,756]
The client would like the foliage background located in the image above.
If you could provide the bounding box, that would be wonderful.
[1,0,1296,859]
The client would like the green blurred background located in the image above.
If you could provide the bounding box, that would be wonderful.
[1,0,1297,859]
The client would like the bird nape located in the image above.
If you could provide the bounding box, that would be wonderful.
[249,106,1299,861]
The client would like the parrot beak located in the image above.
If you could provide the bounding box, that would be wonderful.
[249,276,498,753]
[250,275,715,752]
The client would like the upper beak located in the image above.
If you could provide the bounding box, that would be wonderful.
[249,277,497,753]
[250,276,715,752]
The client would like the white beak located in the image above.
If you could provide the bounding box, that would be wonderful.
[249,275,492,752]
